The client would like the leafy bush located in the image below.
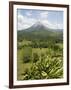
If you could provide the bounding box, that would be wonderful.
[23,55,31,63]
[33,53,39,63]
[22,52,63,80]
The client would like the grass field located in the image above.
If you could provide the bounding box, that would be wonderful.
[17,40,63,80]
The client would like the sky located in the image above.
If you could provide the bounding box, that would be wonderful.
[17,9,63,30]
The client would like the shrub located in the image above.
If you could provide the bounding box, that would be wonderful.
[23,54,63,80]
[23,55,31,63]
[33,53,39,63]
[23,47,32,63]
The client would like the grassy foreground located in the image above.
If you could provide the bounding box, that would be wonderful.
[17,40,63,80]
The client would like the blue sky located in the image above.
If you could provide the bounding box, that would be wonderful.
[17,9,63,30]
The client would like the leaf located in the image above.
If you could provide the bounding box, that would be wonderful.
[41,71,47,77]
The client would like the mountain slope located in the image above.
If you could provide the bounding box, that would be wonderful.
[17,22,63,41]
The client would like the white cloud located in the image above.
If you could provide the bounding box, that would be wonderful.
[42,20,63,29]
[40,12,48,19]
[17,13,63,30]
[57,24,63,29]
[26,11,32,16]
[17,14,36,30]
[39,12,63,29]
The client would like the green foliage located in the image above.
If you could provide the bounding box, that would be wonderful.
[33,53,39,63]
[17,27,63,42]
[20,47,32,63]
[23,55,31,63]
[17,27,63,80]
[22,50,63,80]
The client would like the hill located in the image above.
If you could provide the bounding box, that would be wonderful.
[17,22,63,42]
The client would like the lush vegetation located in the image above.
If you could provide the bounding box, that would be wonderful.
[17,25,63,80]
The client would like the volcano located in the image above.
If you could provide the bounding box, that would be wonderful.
[17,21,63,41]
